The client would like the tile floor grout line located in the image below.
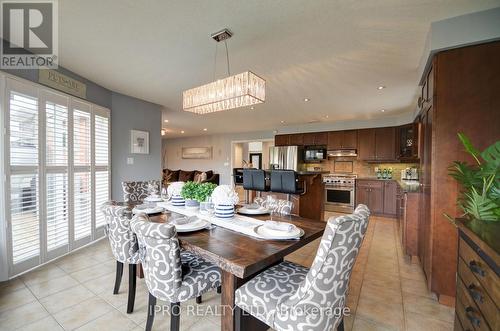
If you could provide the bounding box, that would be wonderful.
[16,274,66,331]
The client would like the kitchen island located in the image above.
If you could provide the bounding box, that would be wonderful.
[248,172,325,221]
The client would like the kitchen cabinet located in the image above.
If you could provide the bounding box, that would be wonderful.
[358,127,396,161]
[303,132,327,146]
[274,134,290,146]
[399,191,420,261]
[397,123,419,162]
[357,129,376,160]
[288,133,304,146]
[383,181,397,215]
[275,133,304,146]
[375,127,396,161]
[327,130,357,150]
[415,42,500,303]
[356,180,383,215]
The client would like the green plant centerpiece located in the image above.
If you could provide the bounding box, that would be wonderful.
[181,181,217,208]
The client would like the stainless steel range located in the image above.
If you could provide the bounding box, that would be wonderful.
[323,174,357,213]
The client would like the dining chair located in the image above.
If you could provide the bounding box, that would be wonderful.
[102,201,141,314]
[235,204,370,331]
[131,213,222,331]
[122,180,160,203]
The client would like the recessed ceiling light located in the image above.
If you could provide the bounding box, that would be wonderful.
[325,115,329,119]
[250,106,254,110]
[280,120,285,124]
[164,119,169,123]
[304,98,310,102]
[377,86,386,90]
[380,109,385,112]
[161,129,166,136]
[181,130,185,133]
[203,128,207,131]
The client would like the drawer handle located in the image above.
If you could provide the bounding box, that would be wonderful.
[469,261,486,277]
[467,284,484,303]
[465,307,481,327]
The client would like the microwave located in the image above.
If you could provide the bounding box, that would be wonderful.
[304,147,327,161]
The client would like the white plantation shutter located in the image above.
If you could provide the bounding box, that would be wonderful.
[9,91,38,166]
[95,170,109,228]
[94,109,110,230]
[46,172,68,250]
[43,92,70,257]
[7,81,41,273]
[46,100,68,166]
[74,172,92,240]
[10,174,40,264]
[3,76,111,277]
[94,115,109,166]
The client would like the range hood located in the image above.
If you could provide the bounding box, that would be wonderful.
[327,149,358,157]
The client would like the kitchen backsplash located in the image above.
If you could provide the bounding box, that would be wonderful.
[304,159,419,180]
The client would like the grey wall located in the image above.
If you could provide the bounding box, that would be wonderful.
[111,92,162,200]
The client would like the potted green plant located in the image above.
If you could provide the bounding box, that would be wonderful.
[181,181,217,209]
[447,133,500,223]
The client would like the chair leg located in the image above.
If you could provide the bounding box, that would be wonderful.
[235,306,243,331]
[217,286,221,294]
[170,302,180,331]
[196,296,202,304]
[146,293,157,331]
[113,261,123,294]
[337,318,344,331]
[127,264,137,313]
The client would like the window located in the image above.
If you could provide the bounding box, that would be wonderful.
[3,76,111,276]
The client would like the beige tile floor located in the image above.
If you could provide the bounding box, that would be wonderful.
[0,215,454,331]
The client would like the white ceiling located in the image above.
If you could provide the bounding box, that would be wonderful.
[59,0,500,138]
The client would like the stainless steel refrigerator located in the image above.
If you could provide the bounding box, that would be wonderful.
[268,146,301,171]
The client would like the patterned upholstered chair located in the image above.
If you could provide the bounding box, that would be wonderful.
[121,180,161,203]
[235,204,370,331]
[131,214,222,331]
[101,201,141,314]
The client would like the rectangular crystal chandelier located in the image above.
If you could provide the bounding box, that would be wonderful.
[183,71,265,114]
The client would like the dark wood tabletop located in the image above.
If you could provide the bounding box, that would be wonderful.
[123,202,326,331]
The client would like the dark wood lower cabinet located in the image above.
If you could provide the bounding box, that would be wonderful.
[355,179,396,217]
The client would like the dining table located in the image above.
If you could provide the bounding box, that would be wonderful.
[124,203,326,331]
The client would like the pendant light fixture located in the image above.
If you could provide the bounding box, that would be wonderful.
[182,28,266,114]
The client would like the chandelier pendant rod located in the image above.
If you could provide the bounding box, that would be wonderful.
[224,39,231,76]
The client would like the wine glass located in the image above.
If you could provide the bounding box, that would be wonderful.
[265,195,277,221]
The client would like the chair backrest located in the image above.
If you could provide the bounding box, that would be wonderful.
[274,204,370,330]
[130,214,182,301]
[243,169,266,191]
[270,170,298,194]
[122,180,160,203]
[101,202,140,264]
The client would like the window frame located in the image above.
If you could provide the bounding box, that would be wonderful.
[2,74,111,277]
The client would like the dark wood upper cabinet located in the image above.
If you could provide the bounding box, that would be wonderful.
[398,123,419,161]
[304,132,327,146]
[342,130,358,149]
[288,133,304,146]
[357,129,376,160]
[314,132,328,145]
[327,130,358,149]
[374,127,396,161]
[327,131,343,149]
[274,134,290,146]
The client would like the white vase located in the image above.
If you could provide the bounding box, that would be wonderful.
[171,195,185,206]
[215,204,234,219]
